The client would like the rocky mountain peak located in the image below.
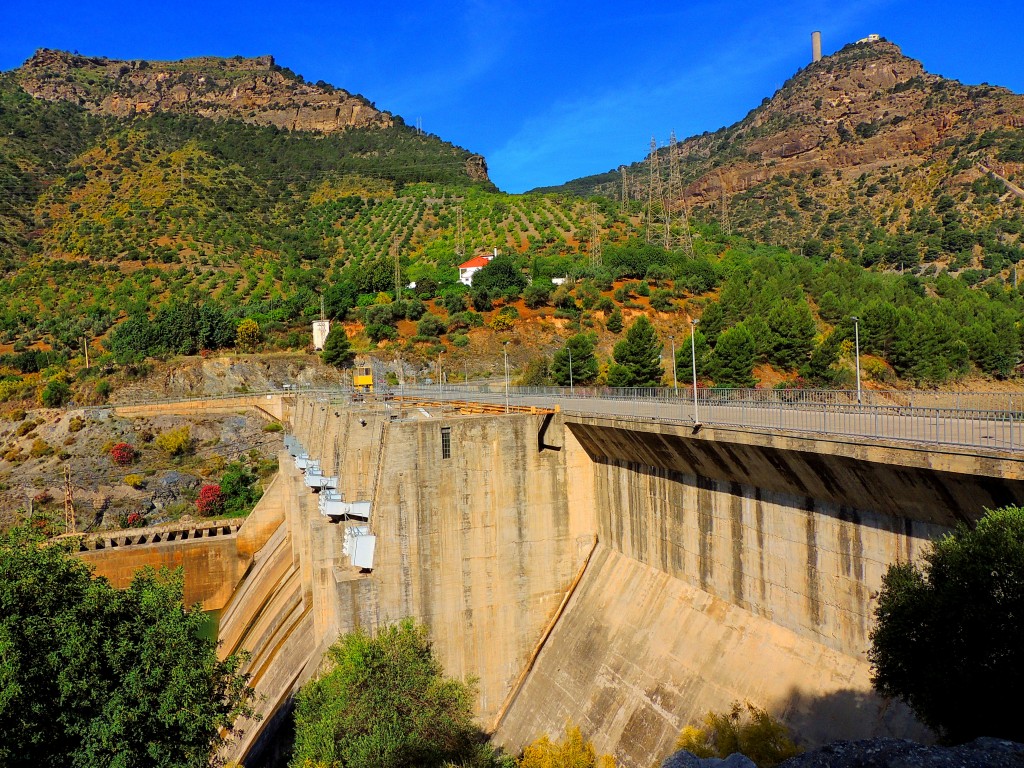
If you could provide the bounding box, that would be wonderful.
[15,48,394,134]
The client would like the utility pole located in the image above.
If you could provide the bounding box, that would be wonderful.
[82,337,90,369]
[667,131,694,257]
[455,206,466,260]
[589,202,602,268]
[64,464,76,534]
[392,235,401,301]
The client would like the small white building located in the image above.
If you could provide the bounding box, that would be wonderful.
[458,248,498,286]
[856,33,881,44]
[312,320,331,351]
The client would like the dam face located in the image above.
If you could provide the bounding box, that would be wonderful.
[128,396,1024,767]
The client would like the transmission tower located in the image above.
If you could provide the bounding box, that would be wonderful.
[454,206,466,259]
[719,171,731,235]
[645,137,660,244]
[63,464,76,534]
[666,131,694,257]
[620,166,629,211]
[589,202,602,268]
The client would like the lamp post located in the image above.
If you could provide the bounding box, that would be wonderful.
[503,341,510,413]
[669,335,678,396]
[437,351,443,400]
[851,316,862,404]
[690,319,700,425]
[567,344,574,396]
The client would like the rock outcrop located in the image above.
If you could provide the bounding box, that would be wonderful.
[16,48,393,133]
[778,737,1024,768]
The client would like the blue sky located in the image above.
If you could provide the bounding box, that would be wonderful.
[2,1,1022,193]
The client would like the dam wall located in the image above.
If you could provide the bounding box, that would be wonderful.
[493,416,1024,765]
[219,405,590,762]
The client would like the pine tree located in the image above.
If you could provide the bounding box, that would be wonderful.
[710,323,757,387]
[606,307,623,334]
[612,315,663,386]
[322,325,354,368]
[552,333,599,385]
[676,329,711,384]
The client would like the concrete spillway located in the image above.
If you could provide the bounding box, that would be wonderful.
[82,394,1024,766]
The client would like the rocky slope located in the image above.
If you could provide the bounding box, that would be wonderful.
[543,39,1024,264]
[16,48,393,134]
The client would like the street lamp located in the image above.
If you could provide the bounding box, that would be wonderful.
[437,351,444,400]
[567,344,574,396]
[503,341,510,413]
[669,335,678,396]
[690,319,700,425]
[851,316,862,404]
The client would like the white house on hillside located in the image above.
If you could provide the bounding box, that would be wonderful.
[458,248,499,286]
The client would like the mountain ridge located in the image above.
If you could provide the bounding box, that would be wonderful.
[15,48,396,136]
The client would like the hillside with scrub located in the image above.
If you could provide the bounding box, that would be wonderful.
[0,43,1022,414]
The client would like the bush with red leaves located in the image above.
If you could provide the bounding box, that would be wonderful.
[110,442,137,466]
[196,484,224,516]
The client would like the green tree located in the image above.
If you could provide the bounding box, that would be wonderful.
[710,324,757,387]
[322,325,354,368]
[471,255,527,295]
[40,378,71,407]
[552,333,599,386]
[612,315,663,386]
[0,529,254,768]
[220,461,262,516]
[869,506,1024,744]
[291,620,478,768]
[605,307,623,334]
[605,363,632,387]
[676,329,711,384]
[765,299,816,369]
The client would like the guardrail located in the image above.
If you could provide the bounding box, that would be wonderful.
[99,383,1024,453]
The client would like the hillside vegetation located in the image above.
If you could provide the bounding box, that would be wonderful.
[0,44,1023,405]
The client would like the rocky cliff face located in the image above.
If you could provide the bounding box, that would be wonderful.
[16,49,393,133]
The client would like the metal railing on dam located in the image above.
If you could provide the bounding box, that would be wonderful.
[104,383,1024,453]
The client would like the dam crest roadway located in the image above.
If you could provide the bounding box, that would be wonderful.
[83,385,1024,766]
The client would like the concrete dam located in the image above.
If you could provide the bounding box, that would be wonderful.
[83,392,1024,766]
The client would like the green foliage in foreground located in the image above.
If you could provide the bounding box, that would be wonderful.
[290,620,483,768]
[0,529,254,768]
[870,506,1024,744]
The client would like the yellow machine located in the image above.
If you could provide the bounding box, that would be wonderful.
[353,357,374,394]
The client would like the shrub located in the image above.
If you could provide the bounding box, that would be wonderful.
[109,442,137,466]
[262,422,283,432]
[40,379,71,408]
[235,318,261,352]
[124,474,145,489]
[673,701,800,767]
[196,484,225,516]
[524,283,552,309]
[518,724,615,768]
[68,416,85,433]
[155,426,192,457]
[416,313,447,338]
[94,380,111,400]
[452,334,469,347]
[16,419,38,437]
[29,439,53,459]
[8,409,26,423]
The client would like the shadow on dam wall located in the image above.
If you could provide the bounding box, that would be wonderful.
[95,396,1024,768]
